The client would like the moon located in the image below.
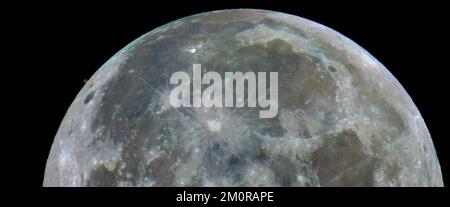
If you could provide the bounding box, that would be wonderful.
[44,9,443,186]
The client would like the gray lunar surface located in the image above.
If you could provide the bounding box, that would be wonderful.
[44,9,443,187]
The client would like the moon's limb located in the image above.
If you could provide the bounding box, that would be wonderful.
[44,9,443,187]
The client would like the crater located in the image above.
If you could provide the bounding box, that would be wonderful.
[84,91,95,104]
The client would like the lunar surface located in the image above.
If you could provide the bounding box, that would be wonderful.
[44,9,443,187]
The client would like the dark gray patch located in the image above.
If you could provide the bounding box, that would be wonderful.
[269,156,297,186]
[328,65,337,72]
[423,144,428,154]
[260,123,285,137]
[228,154,243,168]
[313,129,376,186]
[87,165,117,187]
[84,91,95,104]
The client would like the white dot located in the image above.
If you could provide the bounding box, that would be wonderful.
[207,120,221,132]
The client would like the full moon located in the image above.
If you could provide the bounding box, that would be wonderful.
[44,9,443,186]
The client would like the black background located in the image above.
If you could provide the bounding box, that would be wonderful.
[3,0,448,204]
